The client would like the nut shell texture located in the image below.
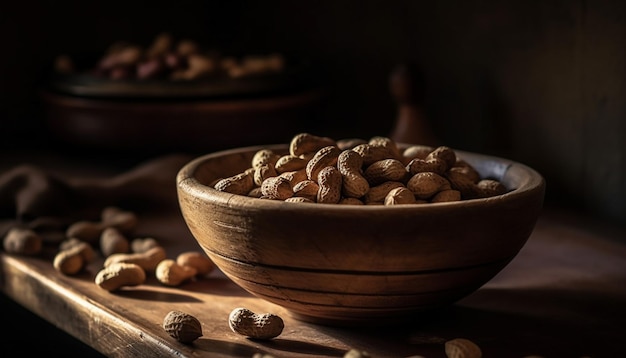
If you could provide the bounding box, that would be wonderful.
[228,308,284,340]
[163,310,203,343]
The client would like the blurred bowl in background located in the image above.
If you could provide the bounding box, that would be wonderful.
[40,44,324,155]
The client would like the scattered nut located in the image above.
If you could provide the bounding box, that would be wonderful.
[176,251,215,276]
[228,307,284,340]
[130,237,160,253]
[95,262,146,291]
[53,241,96,275]
[101,206,138,235]
[99,227,130,257]
[66,220,105,244]
[104,246,167,273]
[163,310,203,344]
[344,349,372,358]
[444,338,482,358]
[3,227,43,256]
[155,259,197,286]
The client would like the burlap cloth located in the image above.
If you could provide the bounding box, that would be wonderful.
[0,154,193,240]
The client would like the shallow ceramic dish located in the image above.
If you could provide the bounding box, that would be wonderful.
[176,144,545,326]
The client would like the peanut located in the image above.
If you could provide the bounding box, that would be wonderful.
[292,180,319,202]
[254,164,277,187]
[99,227,130,257]
[101,206,138,235]
[427,146,457,170]
[163,310,203,344]
[402,144,434,162]
[337,150,369,198]
[289,132,336,157]
[274,155,307,173]
[156,259,198,286]
[444,338,482,358]
[407,172,451,200]
[228,307,284,340]
[260,176,293,200]
[451,161,481,183]
[95,262,146,291]
[363,159,407,186]
[344,349,372,358]
[278,169,308,185]
[477,179,507,197]
[338,197,364,205]
[252,149,280,169]
[317,166,342,204]
[53,241,95,275]
[445,170,482,200]
[384,187,417,205]
[306,145,341,182]
[3,227,43,256]
[285,197,314,203]
[336,138,367,150]
[352,143,395,166]
[59,238,96,262]
[368,136,402,161]
[214,171,255,196]
[406,157,447,176]
[431,189,462,203]
[363,181,405,204]
[104,245,167,273]
[130,237,160,254]
[66,220,105,244]
[176,251,215,276]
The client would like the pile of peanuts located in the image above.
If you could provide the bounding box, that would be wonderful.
[2,206,215,290]
[55,32,285,81]
[214,133,508,205]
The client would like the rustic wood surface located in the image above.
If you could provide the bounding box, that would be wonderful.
[0,152,625,357]
[1,205,625,357]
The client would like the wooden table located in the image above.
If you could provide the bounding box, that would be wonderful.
[1,153,625,357]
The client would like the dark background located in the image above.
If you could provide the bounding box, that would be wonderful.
[1,1,625,355]
[2,1,624,225]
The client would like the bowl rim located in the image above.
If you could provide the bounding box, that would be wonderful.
[177,143,546,212]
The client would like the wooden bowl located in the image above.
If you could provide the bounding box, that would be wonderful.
[176,144,546,326]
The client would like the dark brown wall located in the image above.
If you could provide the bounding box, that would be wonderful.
[1,1,624,225]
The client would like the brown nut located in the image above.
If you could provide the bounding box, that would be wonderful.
[99,227,130,257]
[176,251,215,276]
[407,172,451,200]
[53,241,94,275]
[66,220,105,244]
[317,166,342,204]
[101,206,138,235]
[444,338,482,358]
[251,149,281,169]
[228,307,284,340]
[3,227,43,256]
[214,171,255,195]
[95,262,146,291]
[104,246,167,273]
[306,145,341,182]
[384,187,417,205]
[261,176,293,200]
[364,158,408,186]
[163,310,203,344]
[156,259,198,286]
[337,150,370,198]
[130,237,160,254]
[289,132,336,157]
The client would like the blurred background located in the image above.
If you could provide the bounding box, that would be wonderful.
[1,0,624,227]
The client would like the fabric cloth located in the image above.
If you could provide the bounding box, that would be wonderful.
[0,154,193,239]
